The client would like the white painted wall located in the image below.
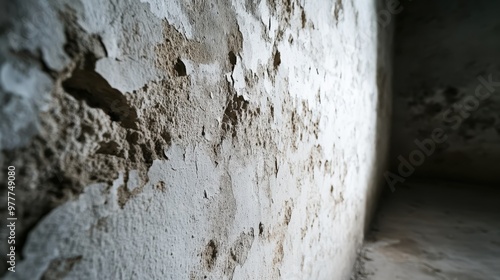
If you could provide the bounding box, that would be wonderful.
[0,0,391,279]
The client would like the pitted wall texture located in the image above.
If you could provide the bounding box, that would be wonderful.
[0,0,390,279]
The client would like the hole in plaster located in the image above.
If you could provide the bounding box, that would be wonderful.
[174,58,187,76]
[62,52,138,129]
[273,50,281,69]
[228,51,237,66]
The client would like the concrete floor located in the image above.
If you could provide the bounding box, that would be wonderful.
[353,180,500,280]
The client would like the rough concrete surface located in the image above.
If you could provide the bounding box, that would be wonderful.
[0,0,391,279]
[353,180,500,280]
[390,0,500,184]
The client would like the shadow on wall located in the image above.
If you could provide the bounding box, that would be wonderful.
[362,0,394,234]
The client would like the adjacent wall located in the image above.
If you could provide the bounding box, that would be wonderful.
[0,0,391,279]
[390,0,500,184]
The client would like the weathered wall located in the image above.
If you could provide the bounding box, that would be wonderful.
[0,0,390,279]
[390,0,500,184]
